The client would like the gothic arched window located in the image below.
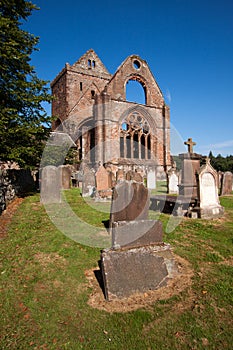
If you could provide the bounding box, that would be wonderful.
[120,111,151,160]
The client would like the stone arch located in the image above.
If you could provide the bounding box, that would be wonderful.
[74,117,95,163]
[125,74,147,104]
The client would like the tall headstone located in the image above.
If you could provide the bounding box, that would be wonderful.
[179,137,201,199]
[168,171,179,194]
[58,165,71,190]
[95,165,111,191]
[82,168,95,197]
[110,181,149,225]
[147,169,156,189]
[220,171,233,196]
[40,166,61,204]
[196,158,224,219]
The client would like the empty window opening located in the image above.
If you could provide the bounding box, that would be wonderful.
[126,79,146,104]
[92,60,95,68]
[133,133,139,158]
[147,135,151,159]
[80,82,83,91]
[133,60,141,70]
[88,59,91,68]
[91,90,95,98]
[141,134,146,159]
[120,136,124,158]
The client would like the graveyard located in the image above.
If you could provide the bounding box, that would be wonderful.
[1,184,232,349]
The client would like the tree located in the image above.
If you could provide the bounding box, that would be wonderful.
[208,151,233,172]
[0,0,52,168]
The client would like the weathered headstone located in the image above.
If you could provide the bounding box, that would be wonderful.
[168,171,179,194]
[101,180,178,300]
[147,169,156,189]
[110,181,149,225]
[195,159,224,219]
[58,165,71,189]
[220,171,233,196]
[132,171,143,183]
[101,244,177,300]
[82,168,95,197]
[40,166,61,204]
[116,169,124,182]
[96,166,111,191]
[125,170,134,181]
[179,138,201,199]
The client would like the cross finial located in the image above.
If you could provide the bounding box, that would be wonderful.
[184,137,196,153]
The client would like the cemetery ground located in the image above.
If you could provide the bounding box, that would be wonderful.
[0,189,232,350]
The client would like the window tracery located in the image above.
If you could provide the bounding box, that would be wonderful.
[120,111,151,159]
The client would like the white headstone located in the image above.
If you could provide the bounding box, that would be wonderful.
[197,159,224,219]
[168,172,179,194]
[147,170,156,189]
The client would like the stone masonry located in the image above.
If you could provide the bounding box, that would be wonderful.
[51,49,171,179]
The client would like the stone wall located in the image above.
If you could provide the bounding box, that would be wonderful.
[0,164,36,215]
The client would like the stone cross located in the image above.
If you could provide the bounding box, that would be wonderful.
[184,137,196,153]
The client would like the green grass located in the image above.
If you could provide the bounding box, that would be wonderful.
[1,189,233,349]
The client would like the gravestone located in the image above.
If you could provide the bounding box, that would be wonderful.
[132,171,143,183]
[96,165,111,191]
[220,171,233,195]
[168,171,179,194]
[58,165,71,189]
[147,169,156,189]
[125,170,134,181]
[179,137,201,199]
[82,168,95,197]
[195,158,224,219]
[109,181,149,225]
[40,166,61,204]
[116,169,124,182]
[101,180,178,300]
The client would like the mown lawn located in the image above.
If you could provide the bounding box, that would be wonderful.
[0,189,232,349]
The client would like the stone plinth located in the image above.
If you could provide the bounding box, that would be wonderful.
[112,220,163,249]
[101,244,178,300]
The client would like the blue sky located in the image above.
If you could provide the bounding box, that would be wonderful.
[23,0,233,156]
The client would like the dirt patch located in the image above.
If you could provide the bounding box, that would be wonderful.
[34,252,67,268]
[0,197,24,239]
[86,254,194,313]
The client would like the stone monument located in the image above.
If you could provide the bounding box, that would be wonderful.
[220,171,233,196]
[101,180,178,300]
[167,170,179,194]
[195,158,224,219]
[58,165,71,190]
[179,137,202,199]
[147,168,156,189]
[40,166,61,204]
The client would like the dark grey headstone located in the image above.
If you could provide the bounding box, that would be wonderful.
[112,220,163,249]
[40,166,61,203]
[110,181,149,226]
[101,244,177,300]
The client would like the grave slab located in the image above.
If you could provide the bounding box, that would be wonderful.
[101,244,178,300]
